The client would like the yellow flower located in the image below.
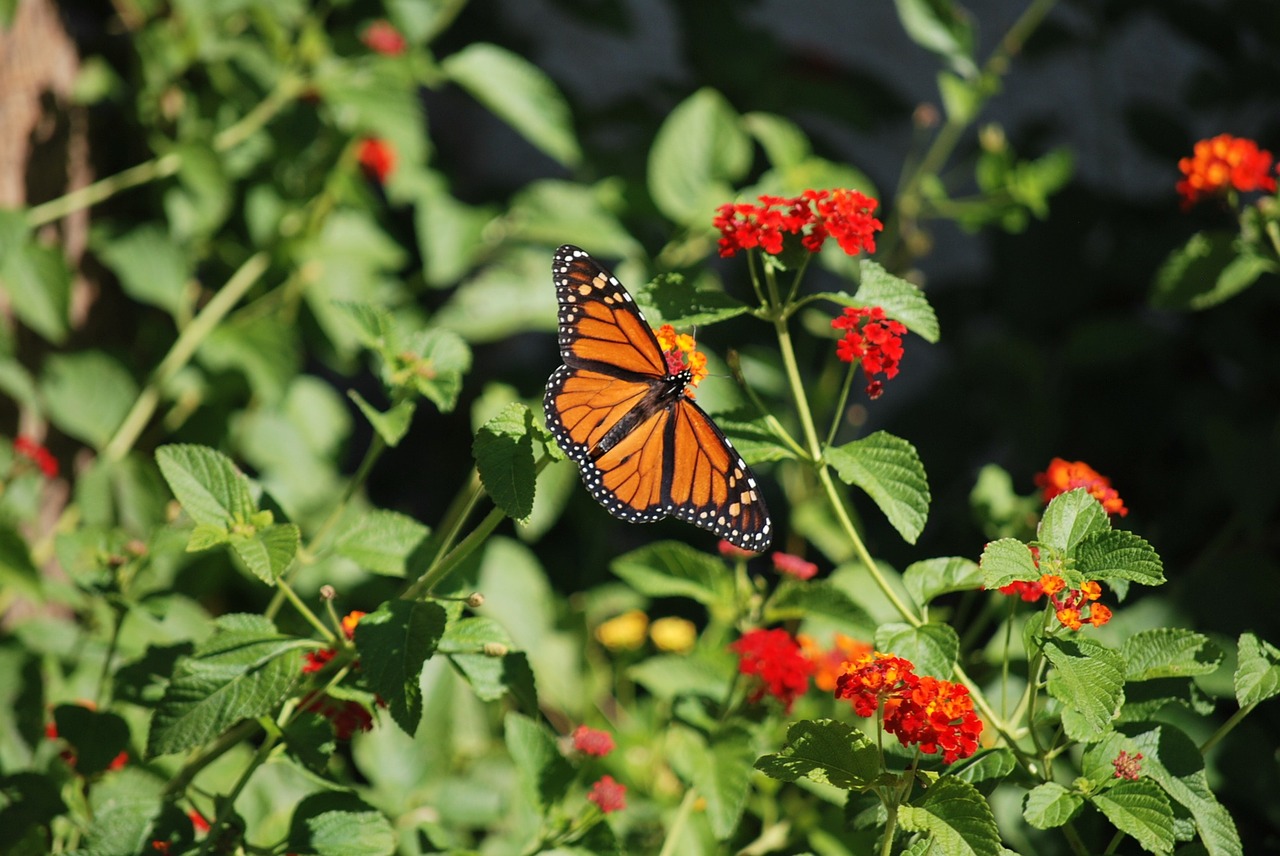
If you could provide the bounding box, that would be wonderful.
[650,616,697,653]
[596,609,649,651]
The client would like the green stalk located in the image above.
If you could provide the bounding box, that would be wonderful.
[403,505,506,600]
[197,721,281,856]
[657,787,699,856]
[823,358,858,449]
[1199,703,1254,756]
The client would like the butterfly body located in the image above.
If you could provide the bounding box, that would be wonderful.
[544,245,771,550]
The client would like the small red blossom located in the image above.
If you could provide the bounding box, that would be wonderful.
[831,306,907,398]
[1176,134,1277,208]
[13,435,58,478]
[301,693,374,740]
[772,552,818,580]
[151,843,171,854]
[1088,603,1113,628]
[1035,458,1128,517]
[730,628,814,712]
[189,809,211,834]
[341,610,366,640]
[361,20,407,55]
[1112,750,1144,780]
[718,539,759,559]
[834,651,917,718]
[572,725,615,757]
[302,647,336,674]
[998,578,1045,601]
[587,775,627,813]
[357,137,396,183]
[713,189,882,258]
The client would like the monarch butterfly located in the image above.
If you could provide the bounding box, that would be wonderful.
[544,245,772,551]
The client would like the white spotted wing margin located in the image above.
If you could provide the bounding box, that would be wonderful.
[543,245,773,551]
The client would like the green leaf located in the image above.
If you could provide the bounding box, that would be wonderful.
[743,112,812,169]
[432,247,557,342]
[708,409,798,465]
[349,391,416,447]
[611,541,732,606]
[669,725,756,839]
[0,772,66,850]
[353,600,447,735]
[508,179,641,260]
[414,171,499,287]
[893,0,977,77]
[473,402,537,520]
[969,463,1040,541]
[441,617,530,703]
[83,767,165,856]
[637,272,751,327]
[1090,779,1175,855]
[336,301,394,351]
[1125,722,1242,856]
[156,444,257,527]
[230,523,300,584]
[94,224,190,316]
[629,652,733,702]
[148,614,304,755]
[897,777,1002,856]
[755,719,879,790]
[40,350,137,448]
[851,260,941,343]
[1234,632,1280,708]
[0,522,41,597]
[1074,529,1165,587]
[875,622,958,678]
[825,431,930,544]
[1022,782,1082,829]
[52,704,131,776]
[938,71,980,124]
[287,791,396,856]
[505,712,574,811]
[1037,488,1110,553]
[0,240,71,343]
[333,510,429,577]
[903,556,982,607]
[199,312,299,404]
[164,142,231,239]
[1122,629,1222,681]
[1150,231,1275,311]
[764,579,875,630]
[441,43,581,167]
[403,327,471,413]
[647,87,751,225]
[979,538,1039,589]
[1044,637,1125,741]
[952,749,1017,787]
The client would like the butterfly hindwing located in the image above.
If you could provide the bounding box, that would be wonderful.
[545,245,772,550]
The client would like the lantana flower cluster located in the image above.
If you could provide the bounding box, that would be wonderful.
[656,324,709,393]
[1036,458,1128,517]
[13,435,58,478]
[730,628,815,712]
[713,189,882,258]
[835,652,983,763]
[1176,134,1277,208]
[831,306,907,398]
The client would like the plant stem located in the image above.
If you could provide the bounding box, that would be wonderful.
[197,721,282,856]
[657,787,699,856]
[165,719,263,797]
[403,505,506,600]
[1199,703,1254,755]
[102,250,271,462]
[823,359,858,449]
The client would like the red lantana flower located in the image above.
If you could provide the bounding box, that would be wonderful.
[357,138,396,183]
[772,551,818,580]
[1176,134,1277,208]
[1035,458,1128,517]
[713,189,882,258]
[301,693,375,740]
[587,775,627,813]
[730,628,814,712]
[13,435,58,478]
[831,306,907,398]
[361,20,407,55]
[572,725,615,757]
[1112,750,1144,780]
[718,539,759,559]
[798,632,872,693]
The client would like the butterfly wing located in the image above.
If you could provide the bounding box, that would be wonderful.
[544,245,772,550]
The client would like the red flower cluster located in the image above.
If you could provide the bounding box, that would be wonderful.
[1176,134,1277,208]
[358,138,396,183]
[361,20,407,55]
[13,436,58,478]
[587,775,627,813]
[831,306,906,398]
[300,694,374,740]
[1035,458,1128,517]
[798,632,872,693]
[302,610,366,674]
[572,725,615,757]
[1112,749,1144,780]
[1042,576,1111,631]
[835,652,983,764]
[655,324,708,394]
[772,551,818,580]
[713,189,882,258]
[730,628,814,712]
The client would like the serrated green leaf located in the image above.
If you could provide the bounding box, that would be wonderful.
[825,431,930,544]
[230,523,299,584]
[1150,231,1272,311]
[41,350,137,448]
[185,523,229,551]
[349,391,415,447]
[1123,629,1222,681]
[199,312,299,404]
[707,409,797,464]
[670,725,755,839]
[505,712,574,811]
[1037,488,1110,553]
[637,272,751,327]
[403,327,471,412]
[156,444,257,527]
[629,652,733,701]
[335,301,394,351]
[148,614,303,755]
[743,112,812,168]
[903,556,982,607]
[1044,637,1124,740]
[647,88,751,225]
[414,171,499,287]
[765,579,875,630]
[1091,779,1175,855]
[287,791,396,856]
[875,622,958,678]
[755,719,879,790]
[442,43,581,167]
[354,600,446,735]
[611,541,732,606]
[952,749,1017,787]
[95,224,191,316]
[850,260,941,342]
[473,402,537,520]
[1022,782,1082,829]
[1075,529,1165,586]
[1234,632,1280,708]
[979,538,1039,589]
[333,509,429,577]
[83,766,165,856]
[897,776,1002,856]
[0,240,71,343]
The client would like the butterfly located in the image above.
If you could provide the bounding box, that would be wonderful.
[543,245,772,551]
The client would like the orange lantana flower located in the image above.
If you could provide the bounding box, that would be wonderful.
[1176,134,1277,208]
[1035,458,1128,517]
